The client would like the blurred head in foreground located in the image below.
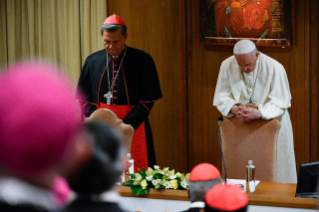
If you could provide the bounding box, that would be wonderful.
[203,184,248,212]
[0,61,82,211]
[189,163,222,202]
[67,120,126,196]
[0,61,81,185]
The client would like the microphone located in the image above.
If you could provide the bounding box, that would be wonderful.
[218,116,227,183]
[218,116,223,125]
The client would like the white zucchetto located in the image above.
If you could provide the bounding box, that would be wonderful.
[233,40,256,55]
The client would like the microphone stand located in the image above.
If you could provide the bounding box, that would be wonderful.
[218,117,227,183]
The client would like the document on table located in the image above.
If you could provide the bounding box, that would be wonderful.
[225,179,260,192]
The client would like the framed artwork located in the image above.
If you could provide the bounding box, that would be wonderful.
[199,0,294,47]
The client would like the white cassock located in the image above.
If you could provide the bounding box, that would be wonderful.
[213,52,297,183]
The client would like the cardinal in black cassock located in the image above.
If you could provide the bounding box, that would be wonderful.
[76,14,162,172]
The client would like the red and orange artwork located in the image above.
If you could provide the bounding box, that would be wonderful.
[199,0,294,47]
[214,0,272,38]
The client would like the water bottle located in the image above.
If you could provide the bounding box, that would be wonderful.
[245,160,255,193]
[127,153,134,174]
[118,153,135,184]
[124,153,134,182]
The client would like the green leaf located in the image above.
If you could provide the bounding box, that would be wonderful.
[148,184,155,188]
[131,186,141,195]
[131,186,149,195]
[139,188,149,195]
[123,180,134,186]
[153,173,164,179]
[131,184,141,188]
[158,185,165,189]
[129,174,135,179]
[141,168,147,178]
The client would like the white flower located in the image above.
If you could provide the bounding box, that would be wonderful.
[164,167,169,171]
[181,181,188,189]
[163,181,171,189]
[146,175,153,181]
[154,165,160,170]
[169,175,177,179]
[152,180,159,186]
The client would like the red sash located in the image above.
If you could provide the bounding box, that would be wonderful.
[97,103,148,173]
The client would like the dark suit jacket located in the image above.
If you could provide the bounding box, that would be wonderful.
[0,202,49,212]
[57,199,127,212]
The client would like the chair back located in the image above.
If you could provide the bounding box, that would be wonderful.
[220,117,280,182]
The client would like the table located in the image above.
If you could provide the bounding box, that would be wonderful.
[117,182,318,212]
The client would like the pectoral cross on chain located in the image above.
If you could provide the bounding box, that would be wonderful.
[104,91,112,105]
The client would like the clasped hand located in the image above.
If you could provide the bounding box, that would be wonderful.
[231,105,262,122]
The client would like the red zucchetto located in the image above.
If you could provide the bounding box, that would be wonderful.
[103,14,126,26]
[205,184,248,212]
[189,163,221,181]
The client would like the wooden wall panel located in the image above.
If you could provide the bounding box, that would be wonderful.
[187,1,233,172]
[187,0,312,174]
[310,0,319,162]
[108,0,188,173]
[107,0,318,175]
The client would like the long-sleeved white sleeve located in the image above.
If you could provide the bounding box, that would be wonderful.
[258,103,284,120]
[213,59,242,117]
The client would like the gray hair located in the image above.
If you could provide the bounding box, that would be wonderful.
[100,24,127,37]
[251,48,258,57]
[189,177,222,202]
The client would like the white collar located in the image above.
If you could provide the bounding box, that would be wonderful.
[190,201,205,208]
[100,190,121,203]
[0,176,56,210]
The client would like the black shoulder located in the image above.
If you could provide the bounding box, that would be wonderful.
[85,49,106,62]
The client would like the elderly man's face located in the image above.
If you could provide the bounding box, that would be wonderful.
[102,28,127,57]
[235,52,259,74]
